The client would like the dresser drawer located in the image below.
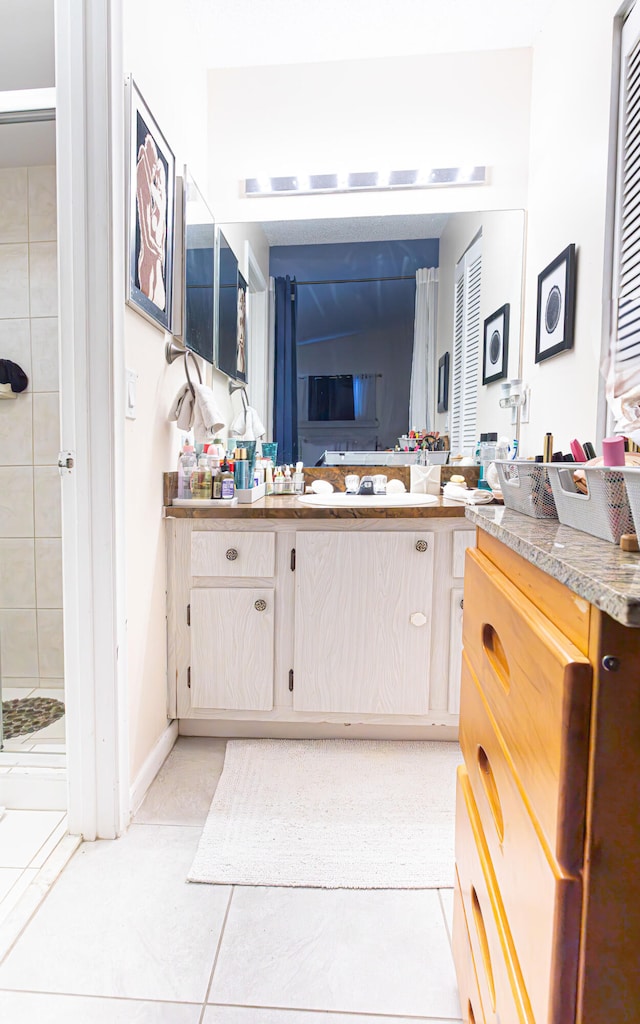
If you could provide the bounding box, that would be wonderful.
[191,531,275,577]
[455,767,532,1024]
[453,871,487,1024]
[463,548,592,873]
[460,655,582,1024]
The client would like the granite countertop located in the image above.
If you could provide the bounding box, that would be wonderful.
[467,505,640,627]
[165,495,469,520]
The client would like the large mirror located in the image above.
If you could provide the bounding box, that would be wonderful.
[215,229,248,383]
[183,169,216,364]
[249,209,525,464]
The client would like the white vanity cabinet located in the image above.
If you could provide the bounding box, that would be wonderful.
[166,516,474,735]
[293,530,434,715]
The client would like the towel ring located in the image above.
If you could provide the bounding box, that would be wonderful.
[165,340,202,397]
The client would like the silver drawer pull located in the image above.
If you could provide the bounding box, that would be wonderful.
[254,599,267,612]
[226,548,238,561]
[415,539,428,552]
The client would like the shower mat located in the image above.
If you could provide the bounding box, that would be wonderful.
[1,697,65,740]
[188,738,462,889]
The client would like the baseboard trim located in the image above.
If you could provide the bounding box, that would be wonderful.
[178,720,459,742]
[129,720,179,816]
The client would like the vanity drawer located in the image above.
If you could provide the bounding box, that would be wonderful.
[455,767,532,1024]
[460,655,582,1024]
[462,548,592,873]
[453,871,487,1024]
[191,531,275,577]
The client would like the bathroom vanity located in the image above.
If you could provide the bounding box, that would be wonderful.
[453,506,640,1024]
[165,496,475,736]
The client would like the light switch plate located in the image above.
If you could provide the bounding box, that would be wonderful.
[126,368,138,420]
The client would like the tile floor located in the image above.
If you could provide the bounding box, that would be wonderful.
[0,737,463,1024]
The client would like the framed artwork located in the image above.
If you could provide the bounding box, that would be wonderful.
[482,303,510,384]
[535,244,577,363]
[125,75,175,332]
[236,270,248,383]
[437,351,449,413]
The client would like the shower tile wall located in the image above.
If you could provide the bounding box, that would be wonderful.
[0,166,63,695]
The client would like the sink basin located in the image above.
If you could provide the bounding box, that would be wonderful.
[296,493,439,508]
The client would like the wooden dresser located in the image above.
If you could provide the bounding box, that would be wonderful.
[453,526,640,1024]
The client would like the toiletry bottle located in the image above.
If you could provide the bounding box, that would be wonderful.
[234,448,249,490]
[265,461,274,495]
[495,436,509,461]
[274,467,285,495]
[283,466,292,494]
[211,458,222,498]
[479,432,497,489]
[293,461,305,495]
[190,454,212,499]
[219,458,235,499]
[178,440,197,499]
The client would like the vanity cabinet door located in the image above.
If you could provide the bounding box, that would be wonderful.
[293,531,434,715]
[190,588,274,711]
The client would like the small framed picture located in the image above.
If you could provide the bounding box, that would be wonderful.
[437,351,449,413]
[482,304,510,385]
[535,244,577,363]
[125,75,176,332]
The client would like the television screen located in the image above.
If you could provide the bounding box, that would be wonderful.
[308,375,355,421]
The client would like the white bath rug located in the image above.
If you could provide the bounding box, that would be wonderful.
[188,738,462,889]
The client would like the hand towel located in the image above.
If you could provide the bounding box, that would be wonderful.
[229,405,266,440]
[193,382,226,443]
[168,383,195,431]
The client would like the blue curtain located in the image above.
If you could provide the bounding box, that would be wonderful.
[274,276,298,463]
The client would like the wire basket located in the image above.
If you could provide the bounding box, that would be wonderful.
[494,461,558,519]
[546,465,634,543]
[619,467,640,539]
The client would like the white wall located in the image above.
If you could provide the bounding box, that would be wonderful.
[122,4,270,781]
[436,210,526,448]
[208,49,533,224]
[518,0,621,457]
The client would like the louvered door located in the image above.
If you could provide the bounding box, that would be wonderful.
[450,236,482,454]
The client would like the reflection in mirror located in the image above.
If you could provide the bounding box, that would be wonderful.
[183,170,215,364]
[263,210,525,465]
[236,270,248,383]
[216,229,244,382]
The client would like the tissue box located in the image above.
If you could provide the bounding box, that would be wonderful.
[236,482,266,504]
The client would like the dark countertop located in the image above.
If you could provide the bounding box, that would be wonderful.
[466,505,640,627]
[164,495,469,520]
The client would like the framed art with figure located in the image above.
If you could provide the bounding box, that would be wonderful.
[236,270,248,383]
[125,75,175,332]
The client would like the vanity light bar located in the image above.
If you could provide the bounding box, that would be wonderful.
[243,166,487,197]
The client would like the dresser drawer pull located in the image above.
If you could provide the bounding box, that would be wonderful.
[226,548,238,561]
[477,745,505,843]
[471,886,496,1012]
[482,623,510,694]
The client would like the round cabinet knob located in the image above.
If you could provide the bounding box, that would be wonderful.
[254,599,267,612]
[226,548,238,561]
[410,611,427,627]
[460,598,464,610]
[415,539,428,552]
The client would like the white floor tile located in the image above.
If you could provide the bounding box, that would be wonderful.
[0,810,64,868]
[135,737,226,827]
[0,992,202,1024]
[0,869,22,902]
[0,868,37,921]
[204,1008,460,1024]
[440,887,454,941]
[209,886,461,1019]
[0,824,231,1003]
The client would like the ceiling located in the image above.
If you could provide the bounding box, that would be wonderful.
[261,213,450,246]
[188,0,549,68]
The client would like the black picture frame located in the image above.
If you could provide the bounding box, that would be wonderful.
[125,75,175,332]
[535,244,577,363]
[437,351,450,413]
[236,270,248,384]
[482,303,510,384]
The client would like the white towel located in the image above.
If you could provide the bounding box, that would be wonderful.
[192,382,226,443]
[168,383,195,431]
[229,405,266,440]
